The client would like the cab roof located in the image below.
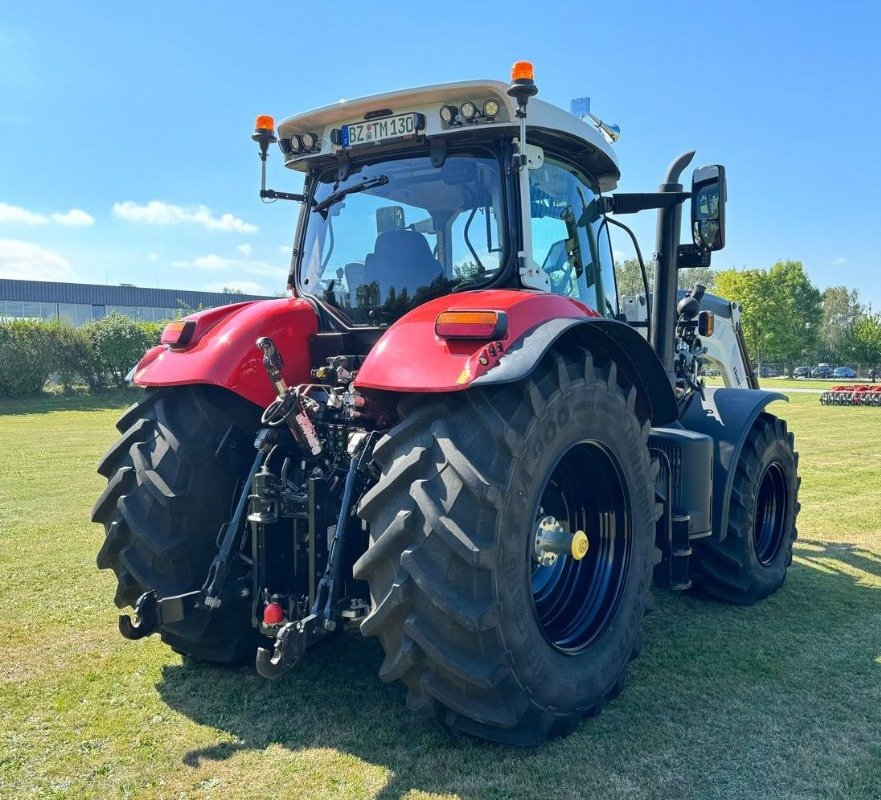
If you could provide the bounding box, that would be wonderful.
[277,80,621,191]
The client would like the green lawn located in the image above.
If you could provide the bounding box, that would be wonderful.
[706,376,878,391]
[1,389,879,799]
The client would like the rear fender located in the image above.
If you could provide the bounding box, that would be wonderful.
[472,317,679,425]
[354,290,597,394]
[679,387,787,541]
[352,289,677,426]
[133,298,318,408]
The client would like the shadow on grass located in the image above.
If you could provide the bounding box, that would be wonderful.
[796,538,881,581]
[156,540,881,800]
[0,387,142,416]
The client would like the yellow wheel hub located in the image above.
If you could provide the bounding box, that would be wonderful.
[570,530,589,560]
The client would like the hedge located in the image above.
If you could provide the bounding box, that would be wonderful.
[0,313,164,397]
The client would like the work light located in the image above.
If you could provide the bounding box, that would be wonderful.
[439,104,458,124]
[460,101,478,121]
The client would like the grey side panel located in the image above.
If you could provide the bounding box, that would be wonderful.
[471,317,678,425]
[679,387,787,541]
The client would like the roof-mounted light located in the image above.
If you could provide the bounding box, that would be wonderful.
[460,100,478,121]
[482,99,500,119]
[511,61,534,82]
[439,104,458,125]
[251,112,306,203]
[254,115,275,133]
[301,132,318,150]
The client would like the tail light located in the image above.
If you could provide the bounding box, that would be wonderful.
[161,320,196,347]
[435,310,507,340]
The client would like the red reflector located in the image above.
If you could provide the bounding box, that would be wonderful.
[435,310,507,340]
[161,319,195,347]
[263,602,284,625]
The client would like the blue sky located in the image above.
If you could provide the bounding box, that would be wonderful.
[1,1,880,308]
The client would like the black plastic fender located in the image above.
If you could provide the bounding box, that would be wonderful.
[678,386,787,541]
[471,317,679,426]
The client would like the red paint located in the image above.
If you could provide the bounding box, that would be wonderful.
[354,290,599,393]
[133,298,318,408]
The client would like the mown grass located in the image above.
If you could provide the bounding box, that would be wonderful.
[705,376,879,390]
[1,388,879,799]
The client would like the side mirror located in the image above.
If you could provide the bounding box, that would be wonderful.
[691,165,726,251]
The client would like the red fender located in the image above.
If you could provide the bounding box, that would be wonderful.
[354,290,599,393]
[132,298,318,407]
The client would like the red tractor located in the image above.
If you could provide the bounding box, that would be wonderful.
[93,62,800,745]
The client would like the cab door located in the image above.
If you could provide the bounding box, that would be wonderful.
[527,155,618,317]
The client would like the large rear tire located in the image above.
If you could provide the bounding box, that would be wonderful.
[92,385,262,663]
[354,348,657,745]
[692,412,800,604]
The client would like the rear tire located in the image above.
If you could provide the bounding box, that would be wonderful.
[354,348,657,745]
[92,385,262,663]
[692,412,800,604]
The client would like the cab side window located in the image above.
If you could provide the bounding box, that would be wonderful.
[528,158,617,316]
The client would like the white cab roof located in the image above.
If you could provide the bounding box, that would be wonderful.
[277,80,620,190]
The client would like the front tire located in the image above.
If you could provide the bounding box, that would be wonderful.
[692,412,800,604]
[92,385,261,663]
[354,348,657,745]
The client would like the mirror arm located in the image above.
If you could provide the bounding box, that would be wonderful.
[602,192,690,215]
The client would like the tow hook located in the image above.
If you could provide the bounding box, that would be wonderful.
[255,615,317,679]
[534,516,589,566]
[118,591,160,640]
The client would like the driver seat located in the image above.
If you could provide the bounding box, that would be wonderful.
[364,230,443,301]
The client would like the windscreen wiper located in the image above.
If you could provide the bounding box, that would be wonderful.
[313,175,389,215]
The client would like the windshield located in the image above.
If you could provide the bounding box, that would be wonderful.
[298,150,506,326]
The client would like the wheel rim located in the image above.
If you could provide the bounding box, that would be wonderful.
[754,462,789,565]
[529,441,631,654]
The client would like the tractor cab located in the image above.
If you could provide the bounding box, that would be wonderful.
[267,73,623,327]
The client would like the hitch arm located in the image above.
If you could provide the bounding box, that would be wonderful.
[313,432,379,626]
[202,447,265,607]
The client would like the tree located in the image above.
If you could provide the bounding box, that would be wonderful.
[679,266,716,292]
[715,268,776,369]
[820,286,863,362]
[615,258,651,297]
[765,260,822,374]
[716,261,821,375]
[614,258,716,298]
[848,314,881,380]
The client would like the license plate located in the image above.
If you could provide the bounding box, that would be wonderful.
[341,112,420,147]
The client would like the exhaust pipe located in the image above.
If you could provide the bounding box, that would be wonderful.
[650,150,695,385]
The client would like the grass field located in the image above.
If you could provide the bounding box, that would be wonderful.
[705,376,879,391]
[1,388,880,799]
